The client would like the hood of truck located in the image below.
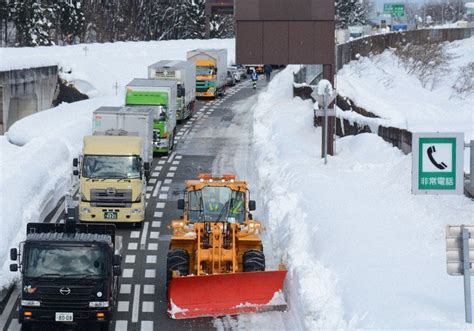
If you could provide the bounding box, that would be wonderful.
[80,179,143,201]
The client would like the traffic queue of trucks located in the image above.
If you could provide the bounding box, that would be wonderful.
[7,48,287,329]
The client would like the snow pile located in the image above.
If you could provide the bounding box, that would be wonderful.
[0,38,236,291]
[337,37,474,141]
[243,67,473,328]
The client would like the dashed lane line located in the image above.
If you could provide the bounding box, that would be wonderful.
[152,180,162,198]
[131,285,141,323]
[140,222,149,250]
[0,287,19,330]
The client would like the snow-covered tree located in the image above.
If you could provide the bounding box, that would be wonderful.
[56,1,85,44]
[335,0,369,29]
[10,0,54,46]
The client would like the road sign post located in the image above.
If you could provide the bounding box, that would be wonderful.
[447,225,474,323]
[412,133,464,195]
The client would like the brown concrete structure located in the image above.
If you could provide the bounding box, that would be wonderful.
[235,0,336,156]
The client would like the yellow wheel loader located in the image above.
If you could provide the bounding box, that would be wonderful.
[166,174,287,319]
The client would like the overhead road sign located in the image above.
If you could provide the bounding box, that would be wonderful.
[412,132,464,195]
[384,3,405,17]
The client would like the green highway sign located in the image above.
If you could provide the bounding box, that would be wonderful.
[412,133,464,195]
[384,3,405,16]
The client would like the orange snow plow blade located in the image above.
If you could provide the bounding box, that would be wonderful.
[167,270,287,319]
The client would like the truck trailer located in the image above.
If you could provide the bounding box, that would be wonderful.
[187,49,227,98]
[125,78,178,154]
[10,218,122,330]
[148,60,196,121]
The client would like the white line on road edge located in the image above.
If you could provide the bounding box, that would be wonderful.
[132,285,141,323]
[167,151,176,164]
[152,180,162,198]
[0,287,19,330]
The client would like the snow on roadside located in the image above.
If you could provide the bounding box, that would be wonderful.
[240,67,473,328]
[337,37,474,142]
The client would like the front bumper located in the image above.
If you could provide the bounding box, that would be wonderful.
[79,201,145,223]
[153,138,170,153]
[19,306,112,324]
[196,91,216,97]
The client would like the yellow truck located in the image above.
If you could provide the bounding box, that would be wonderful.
[73,135,149,228]
[187,49,227,98]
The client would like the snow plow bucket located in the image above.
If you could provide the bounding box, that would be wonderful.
[167,270,287,319]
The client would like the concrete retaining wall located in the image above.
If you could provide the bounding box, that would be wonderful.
[0,66,58,134]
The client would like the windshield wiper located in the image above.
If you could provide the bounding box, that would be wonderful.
[30,273,61,280]
[216,200,231,222]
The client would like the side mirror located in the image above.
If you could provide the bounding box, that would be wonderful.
[177,199,184,210]
[10,264,18,272]
[10,248,18,261]
[73,158,78,167]
[249,200,256,211]
[73,169,79,176]
[113,254,122,266]
[113,266,122,276]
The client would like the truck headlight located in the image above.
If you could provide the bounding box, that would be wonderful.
[89,301,109,308]
[131,208,143,214]
[21,300,40,307]
[80,207,91,214]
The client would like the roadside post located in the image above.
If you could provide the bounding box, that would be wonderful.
[446,225,474,323]
[313,80,336,164]
[412,132,464,195]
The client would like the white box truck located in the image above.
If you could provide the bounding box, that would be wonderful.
[125,79,177,154]
[187,49,227,98]
[148,60,196,121]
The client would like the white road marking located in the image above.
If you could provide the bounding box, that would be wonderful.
[177,132,184,136]
[156,165,163,171]
[120,284,131,294]
[151,220,161,228]
[164,179,172,184]
[117,301,129,312]
[140,222,149,250]
[169,166,177,171]
[166,172,175,178]
[153,211,163,218]
[150,231,160,239]
[146,255,157,264]
[172,160,180,165]
[156,202,166,209]
[148,243,158,251]
[158,160,165,165]
[143,284,156,294]
[152,171,159,177]
[7,319,20,331]
[152,180,162,198]
[161,186,170,192]
[146,193,151,200]
[145,269,156,278]
[146,186,153,192]
[127,243,138,250]
[141,321,154,331]
[122,269,134,278]
[131,285,141,323]
[130,231,140,239]
[158,194,168,200]
[142,301,154,313]
[125,255,136,263]
[0,287,19,330]
[149,178,157,184]
[115,320,128,331]
[175,155,182,160]
[167,152,176,164]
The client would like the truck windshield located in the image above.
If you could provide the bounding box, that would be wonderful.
[82,155,141,179]
[196,66,216,76]
[25,245,108,278]
[188,187,245,222]
[154,106,167,121]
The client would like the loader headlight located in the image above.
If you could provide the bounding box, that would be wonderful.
[131,208,143,214]
[89,301,109,308]
[21,300,40,307]
[80,207,91,214]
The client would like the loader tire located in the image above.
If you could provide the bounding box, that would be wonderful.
[243,250,265,272]
[166,249,189,284]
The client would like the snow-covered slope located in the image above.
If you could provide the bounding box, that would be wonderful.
[237,66,473,328]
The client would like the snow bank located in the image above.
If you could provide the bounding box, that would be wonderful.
[244,67,473,328]
[337,37,474,142]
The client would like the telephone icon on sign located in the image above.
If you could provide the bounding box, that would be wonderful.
[427,145,448,170]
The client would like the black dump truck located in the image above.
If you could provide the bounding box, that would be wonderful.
[9,216,121,330]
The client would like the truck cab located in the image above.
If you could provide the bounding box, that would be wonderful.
[75,135,148,227]
[10,221,121,330]
[187,49,227,98]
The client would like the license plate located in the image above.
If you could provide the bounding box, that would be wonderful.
[55,312,73,322]
[104,211,118,219]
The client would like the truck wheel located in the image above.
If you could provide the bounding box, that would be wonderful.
[99,322,110,331]
[21,322,33,331]
[166,249,189,284]
[243,250,265,272]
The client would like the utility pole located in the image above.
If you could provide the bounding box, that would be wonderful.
[322,64,335,157]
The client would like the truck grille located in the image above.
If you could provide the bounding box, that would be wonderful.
[37,285,93,310]
[90,189,132,207]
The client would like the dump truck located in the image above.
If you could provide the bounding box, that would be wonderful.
[166,174,287,319]
[9,208,122,330]
[74,115,151,227]
[125,78,177,154]
[148,60,196,121]
[187,49,227,98]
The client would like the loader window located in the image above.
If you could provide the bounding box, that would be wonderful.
[188,187,245,222]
